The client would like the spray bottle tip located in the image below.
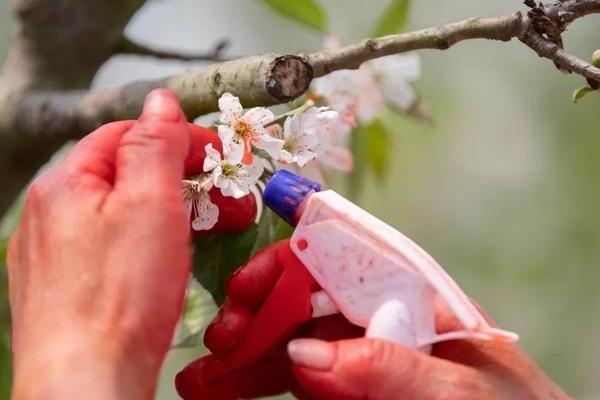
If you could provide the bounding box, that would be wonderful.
[263,170,321,226]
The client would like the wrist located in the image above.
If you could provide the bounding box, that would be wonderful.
[12,330,162,400]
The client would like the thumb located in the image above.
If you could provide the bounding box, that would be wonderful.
[288,338,491,400]
[115,88,189,195]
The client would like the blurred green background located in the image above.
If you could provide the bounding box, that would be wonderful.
[1,0,600,398]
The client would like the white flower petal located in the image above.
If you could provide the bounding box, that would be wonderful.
[294,150,317,167]
[330,117,353,140]
[217,125,236,150]
[191,192,219,231]
[221,179,248,199]
[244,107,274,126]
[212,166,224,184]
[203,144,221,172]
[266,123,283,139]
[205,143,221,162]
[297,131,319,150]
[203,157,220,173]
[372,53,421,82]
[311,71,357,111]
[242,158,264,185]
[318,146,353,172]
[226,143,245,165]
[354,68,384,123]
[278,150,294,164]
[254,134,284,159]
[282,115,294,141]
[316,113,339,127]
[379,79,416,111]
[218,93,243,124]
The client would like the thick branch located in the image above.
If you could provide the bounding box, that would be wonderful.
[0,0,147,215]
[115,37,231,62]
[12,54,313,138]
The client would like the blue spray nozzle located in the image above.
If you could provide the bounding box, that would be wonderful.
[263,170,321,226]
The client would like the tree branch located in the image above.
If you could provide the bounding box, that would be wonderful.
[0,0,148,214]
[4,0,599,142]
[308,13,524,77]
[520,29,600,79]
[1,0,600,215]
[115,37,232,62]
[12,54,313,138]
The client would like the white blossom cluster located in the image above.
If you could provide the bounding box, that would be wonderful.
[184,36,421,232]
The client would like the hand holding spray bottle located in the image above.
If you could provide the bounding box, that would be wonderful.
[200,169,518,380]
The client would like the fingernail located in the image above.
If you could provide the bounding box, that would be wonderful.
[142,88,181,122]
[288,339,335,370]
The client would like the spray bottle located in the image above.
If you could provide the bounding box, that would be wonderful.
[203,169,518,379]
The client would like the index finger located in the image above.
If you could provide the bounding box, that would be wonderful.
[59,120,134,185]
[58,121,221,187]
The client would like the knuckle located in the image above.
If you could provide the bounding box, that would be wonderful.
[110,188,187,225]
[120,122,187,158]
[360,339,400,368]
[444,370,497,400]
[130,122,169,141]
[25,174,52,203]
[342,339,405,381]
[121,123,174,150]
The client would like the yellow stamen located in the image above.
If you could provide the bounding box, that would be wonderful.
[233,120,250,138]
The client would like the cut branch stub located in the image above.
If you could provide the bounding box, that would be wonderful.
[167,54,313,117]
[266,55,313,101]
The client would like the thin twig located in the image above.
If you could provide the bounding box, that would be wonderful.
[308,13,524,77]
[115,37,232,61]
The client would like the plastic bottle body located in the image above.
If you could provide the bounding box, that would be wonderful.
[289,190,518,348]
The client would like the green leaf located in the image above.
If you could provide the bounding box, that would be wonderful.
[347,124,370,200]
[366,119,392,179]
[572,86,596,103]
[192,226,258,305]
[372,0,411,37]
[261,0,327,32]
[347,119,392,199]
[0,192,25,243]
[171,280,217,348]
[251,208,293,255]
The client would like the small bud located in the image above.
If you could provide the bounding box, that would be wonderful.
[592,49,600,68]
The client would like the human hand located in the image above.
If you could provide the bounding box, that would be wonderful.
[7,89,254,399]
[176,240,570,400]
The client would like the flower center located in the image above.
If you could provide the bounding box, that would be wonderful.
[221,162,237,177]
[233,120,251,138]
[283,138,298,152]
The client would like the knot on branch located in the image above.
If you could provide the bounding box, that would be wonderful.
[266,56,313,101]
[524,0,571,71]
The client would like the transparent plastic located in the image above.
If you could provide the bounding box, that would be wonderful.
[290,190,518,349]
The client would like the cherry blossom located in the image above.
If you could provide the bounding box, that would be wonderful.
[182,177,219,231]
[217,92,284,164]
[203,142,264,199]
[368,52,421,111]
[278,107,339,167]
[311,36,421,123]
[314,115,353,172]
